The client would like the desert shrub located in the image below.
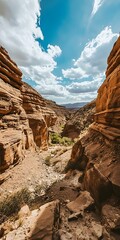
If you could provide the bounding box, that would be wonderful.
[0,188,31,219]
[51,149,59,155]
[50,132,61,144]
[50,132,73,146]
[45,155,51,166]
[61,137,73,146]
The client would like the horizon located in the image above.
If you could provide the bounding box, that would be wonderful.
[0,0,120,104]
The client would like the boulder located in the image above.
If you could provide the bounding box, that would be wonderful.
[18,205,30,219]
[29,200,60,240]
[65,139,88,172]
[102,204,120,231]
[66,191,94,213]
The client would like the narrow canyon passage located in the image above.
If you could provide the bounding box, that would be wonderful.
[0,35,120,240]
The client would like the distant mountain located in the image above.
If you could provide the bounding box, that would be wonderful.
[61,102,89,109]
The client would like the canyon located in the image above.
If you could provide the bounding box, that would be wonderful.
[0,37,120,240]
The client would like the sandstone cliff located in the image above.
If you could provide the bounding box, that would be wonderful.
[62,100,96,139]
[0,47,57,171]
[92,37,120,141]
[65,37,120,206]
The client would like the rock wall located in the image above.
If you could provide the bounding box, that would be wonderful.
[0,47,57,171]
[93,37,120,141]
[22,82,57,149]
[65,37,120,204]
[0,47,22,89]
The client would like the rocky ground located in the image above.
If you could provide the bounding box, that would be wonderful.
[0,144,119,240]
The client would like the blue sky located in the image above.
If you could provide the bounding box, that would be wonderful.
[0,0,120,104]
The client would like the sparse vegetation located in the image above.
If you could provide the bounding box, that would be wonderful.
[51,149,59,155]
[0,183,48,223]
[50,132,73,146]
[45,155,51,166]
[0,188,31,220]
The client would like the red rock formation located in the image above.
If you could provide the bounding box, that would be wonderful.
[22,82,57,149]
[0,47,22,89]
[0,47,57,171]
[65,37,120,205]
[93,37,120,141]
[86,37,120,201]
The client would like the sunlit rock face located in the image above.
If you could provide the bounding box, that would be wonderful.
[65,37,120,204]
[0,46,57,171]
[21,82,57,149]
[93,36,120,141]
[0,46,22,89]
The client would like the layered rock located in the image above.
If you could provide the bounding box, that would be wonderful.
[0,47,33,171]
[93,37,120,141]
[62,100,96,139]
[0,47,22,89]
[65,37,120,205]
[83,37,120,201]
[0,46,57,171]
[22,82,57,149]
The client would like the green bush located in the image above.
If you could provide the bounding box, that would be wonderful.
[50,132,73,146]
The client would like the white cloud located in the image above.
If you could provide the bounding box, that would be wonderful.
[62,26,118,80]
[91,0,105,17]
[62,68,89,80]
[35,83,68,97]
[66,75,103,93]
[47,44,62,58]
[47,91,97,105]
[0,0,63,99]
[0,0,44,63]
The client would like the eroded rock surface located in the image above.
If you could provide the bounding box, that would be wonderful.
[0,47,57,171]
[65,37,120,202]
[22,82,57,149]
[93,37,120,141]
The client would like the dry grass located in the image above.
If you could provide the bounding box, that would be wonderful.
[0,188,31,223]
